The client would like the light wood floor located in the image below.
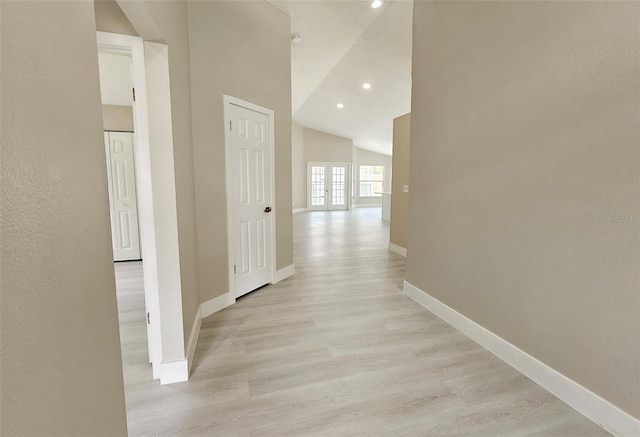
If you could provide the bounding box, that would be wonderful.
[115,208,609,436]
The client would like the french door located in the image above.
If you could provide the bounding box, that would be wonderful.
[307,162,350,211]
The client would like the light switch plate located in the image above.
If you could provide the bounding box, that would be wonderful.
[403,185,409,193]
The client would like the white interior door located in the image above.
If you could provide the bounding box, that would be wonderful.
[105,131,141,261]
[307,162,350,211]
[229,103,273,298]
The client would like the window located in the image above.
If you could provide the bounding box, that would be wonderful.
[359,165,384,197]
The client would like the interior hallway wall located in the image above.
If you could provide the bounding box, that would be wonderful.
[1,1,128,435]
[408,0,640,418]
[188,0,293,302]
[292,122,305,210]
[390,113,410,249]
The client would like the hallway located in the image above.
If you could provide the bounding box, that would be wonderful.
[117,208,607,436]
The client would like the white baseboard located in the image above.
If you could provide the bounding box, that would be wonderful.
[201,292,233,319]
[186,306,202,373]
[273,263,295,284]
[160,359,189,385]
[388,242,407,257]
[293,208,308,214]
[353,203,381,208]
[151,360,161,380]
[403,281,640,437]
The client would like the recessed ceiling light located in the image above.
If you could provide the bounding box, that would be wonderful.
[362,83,371,90]
[371,0,383,9]
[291,34,302,43]
[337,103,344,109]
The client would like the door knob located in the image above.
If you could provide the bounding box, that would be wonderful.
[264,206,272,213]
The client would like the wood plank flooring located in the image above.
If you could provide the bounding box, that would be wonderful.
[115,208,609,436]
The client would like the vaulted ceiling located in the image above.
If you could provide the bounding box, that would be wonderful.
[269,0,413,156]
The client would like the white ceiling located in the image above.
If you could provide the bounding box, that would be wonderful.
[98,50,133,106]
[269,0,413,156]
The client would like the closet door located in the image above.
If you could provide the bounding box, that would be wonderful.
[105,132,141,261]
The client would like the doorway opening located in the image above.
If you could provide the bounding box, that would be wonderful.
[99,45,141,262]
[97,31,162,383]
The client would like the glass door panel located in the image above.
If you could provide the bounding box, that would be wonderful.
[310,165,326,207]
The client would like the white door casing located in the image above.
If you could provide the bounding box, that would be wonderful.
[225,98,275,299]
[98,31,162,381]
[104,131,141,261]
[307,162,350,211]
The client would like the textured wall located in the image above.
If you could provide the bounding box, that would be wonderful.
[188,1,293,301]
[1,1,128,435]
[390,113,410,249]
[408,1,640,417]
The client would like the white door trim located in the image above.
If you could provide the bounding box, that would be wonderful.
[97,31,164,379]
[98,32,187,384]
[223,95,277,300]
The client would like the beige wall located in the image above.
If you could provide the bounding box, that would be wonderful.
[102,104,134,132]
[96,0,201,356]
[94,0,138,37]
[292,122,305,210]
[188,1,293,301]
[353,147,392,206]
[390,113,410,249]
[303,127,353,164]
[1,1,128,435]
[408,1,640,418]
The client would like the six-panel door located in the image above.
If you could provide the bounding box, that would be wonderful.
[230,104,273,297]
[105,132,141,261]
